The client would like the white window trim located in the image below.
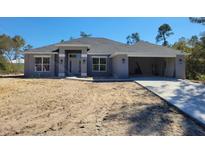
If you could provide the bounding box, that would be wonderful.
[25,52,57,54]
[34,56,51,72]
[34,55,51,57]
[92,56,107,58]
[92,57,107,72]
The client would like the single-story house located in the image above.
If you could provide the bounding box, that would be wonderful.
[24,37,186,79]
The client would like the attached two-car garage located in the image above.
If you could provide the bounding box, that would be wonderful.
[111,54,177,78]
[111,41,186,79]
[128,57,176,77]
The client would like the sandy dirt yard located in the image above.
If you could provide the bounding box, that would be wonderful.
[0,78,205,136]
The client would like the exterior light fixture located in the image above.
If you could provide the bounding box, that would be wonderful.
[179,58,183,64]
[122,58,125,64]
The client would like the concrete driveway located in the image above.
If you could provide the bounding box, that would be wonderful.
[135,77,205,126]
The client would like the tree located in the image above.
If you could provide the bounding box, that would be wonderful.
[188,35,198,47]
[24,44,33,51]
[186,41,205,79]
[12,35,25,59]
[0,34,27,62]
[80,32,92,38]
[0,34,30,74]
[156,24,174,46]
[186,18,205,80]
[172,37,191,53]
[0,34,14,61]
[0,34,13,55]
[173,36,205,80]
[126,32,140,45]
[189,17,205,25]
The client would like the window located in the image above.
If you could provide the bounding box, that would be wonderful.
[92,57,107,72]
[35,57,50,72]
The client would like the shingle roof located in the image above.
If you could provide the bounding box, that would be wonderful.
[125,41,184,57]
[28,37,184,57]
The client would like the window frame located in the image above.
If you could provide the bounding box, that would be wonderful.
[92,56,107,72]
[34,56,51,72]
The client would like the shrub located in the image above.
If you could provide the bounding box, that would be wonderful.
[196,74,205,81]
[0,55,24,74]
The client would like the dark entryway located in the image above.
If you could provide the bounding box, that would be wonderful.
[128,57,168,77]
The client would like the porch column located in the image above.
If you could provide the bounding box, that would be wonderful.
[58,48,65,77]
[81,49,87,77]
[175,54,186,79]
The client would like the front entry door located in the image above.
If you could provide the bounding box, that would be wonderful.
[68,53,81,75]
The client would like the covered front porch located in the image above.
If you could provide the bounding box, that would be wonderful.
[55,44,89,77]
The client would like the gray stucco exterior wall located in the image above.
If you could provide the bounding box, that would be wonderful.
[24,53,185,79]
[81,49,88,77]
[58,48,65,77]
[175,54,186,79]
[112,55,129,78]
[24,54,56,77]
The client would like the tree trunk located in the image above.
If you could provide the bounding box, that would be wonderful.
[162,34,166,46]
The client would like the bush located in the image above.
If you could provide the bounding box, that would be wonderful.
[186,49,205,81]
[196,74,205,81]
[0,55,8,74]
[0,55,24,74]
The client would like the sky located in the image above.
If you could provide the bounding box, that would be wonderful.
[0,17,204,48]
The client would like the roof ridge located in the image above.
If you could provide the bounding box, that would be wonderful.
[63,37,127,45]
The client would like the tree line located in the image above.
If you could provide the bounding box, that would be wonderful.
[172,18,205,80]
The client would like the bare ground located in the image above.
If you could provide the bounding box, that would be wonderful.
[0,78,205,136]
